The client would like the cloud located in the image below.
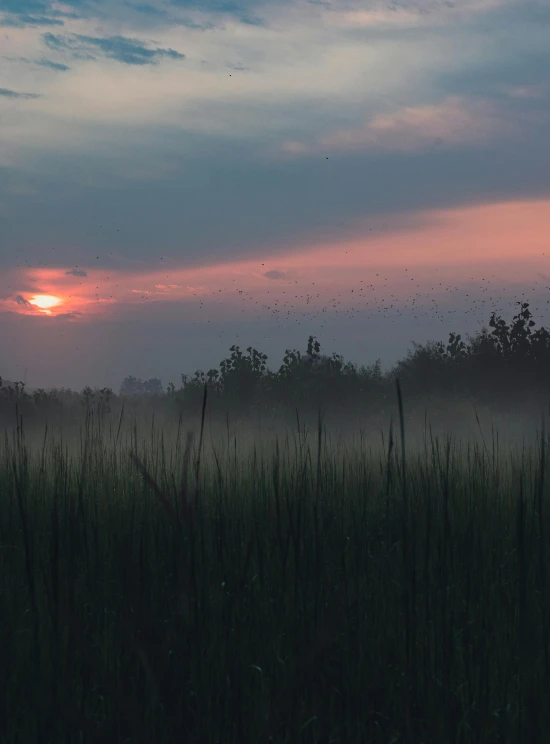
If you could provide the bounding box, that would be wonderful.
[55,311,82,319]
[0,87,40,99]
[124,2,166,16]
[36,58,70,71]
[264,269,286,280]
[43,32,186,66]
[439,50,550,99]
[1,55,69,71]
[283,94,546,156]
[5,183,38,195]
[169,0,269,25]
[0,0,50,10]
[66,268,87,276]
[0,13,64,27]
[174,16,219,30]
[1,0,550,276]
[14,294,30,305]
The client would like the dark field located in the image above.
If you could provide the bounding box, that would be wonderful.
[2,383,550,744]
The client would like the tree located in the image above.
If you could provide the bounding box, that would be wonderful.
[119,375,144,396]
[142,378,163,395]
[119,376,164,396]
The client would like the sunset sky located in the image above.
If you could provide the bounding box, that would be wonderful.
[1,0,550,391]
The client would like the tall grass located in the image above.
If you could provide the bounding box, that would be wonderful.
[1,386,550,743]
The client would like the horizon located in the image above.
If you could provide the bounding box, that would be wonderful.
[0,293,545,394]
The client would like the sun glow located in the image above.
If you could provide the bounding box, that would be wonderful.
[29,295,62,311]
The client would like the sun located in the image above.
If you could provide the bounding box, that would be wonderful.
[29,295,63,311]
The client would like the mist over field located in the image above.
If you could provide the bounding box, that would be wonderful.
[4,300,550,742]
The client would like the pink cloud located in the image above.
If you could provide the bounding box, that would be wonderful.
[283,95,545,155]
[3,198,550,322]
[507,84,549,100]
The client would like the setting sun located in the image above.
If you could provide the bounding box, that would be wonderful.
[29,295,62,310]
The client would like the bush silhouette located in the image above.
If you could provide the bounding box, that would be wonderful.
[4,300,550,423]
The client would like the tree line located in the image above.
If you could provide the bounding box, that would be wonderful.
[2,301,550,421]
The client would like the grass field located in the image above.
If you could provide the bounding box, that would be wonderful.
[1,384,550,743]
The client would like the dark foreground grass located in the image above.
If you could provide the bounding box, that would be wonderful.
[2,387,550,743]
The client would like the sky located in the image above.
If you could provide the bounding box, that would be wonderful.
[1,0,550,391]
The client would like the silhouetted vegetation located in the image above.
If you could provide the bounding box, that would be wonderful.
[2,378,550,742]
[177,301,550,419]
[119,375,164,397]
[3,301,550,428]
